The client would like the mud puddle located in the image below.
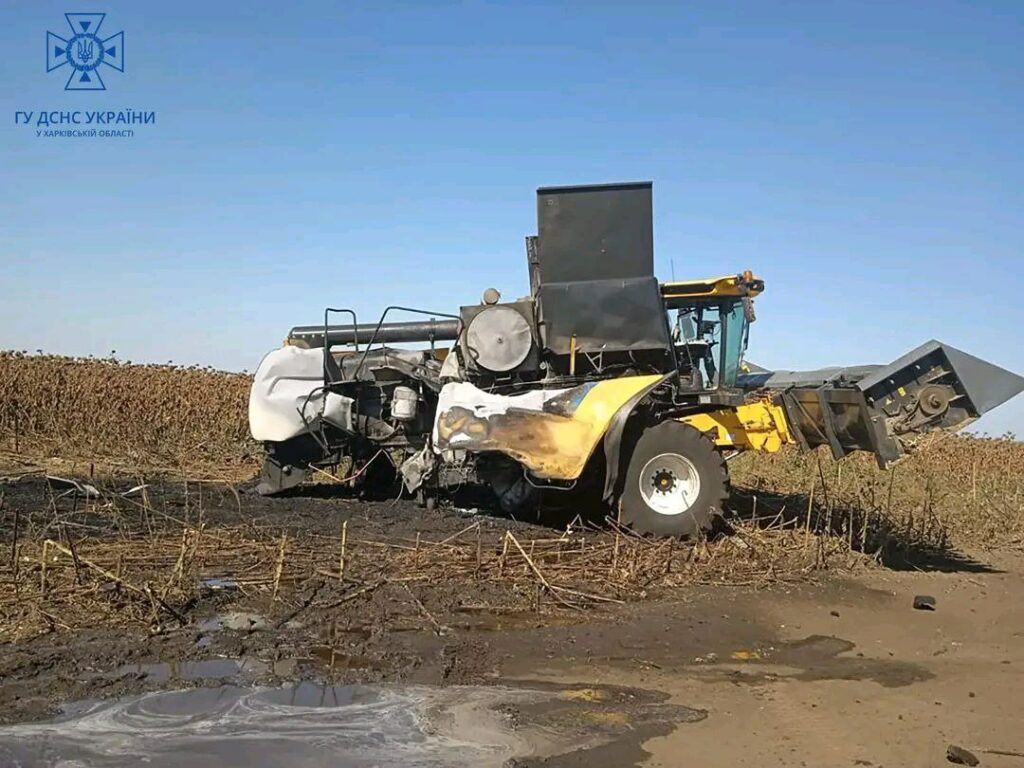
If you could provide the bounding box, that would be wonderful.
[113,656,300,683]
[196,611,269,633]
[0,681,704,768]
[691,634,933,687]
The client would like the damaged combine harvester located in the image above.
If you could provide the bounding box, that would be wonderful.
[249,182,1024,536]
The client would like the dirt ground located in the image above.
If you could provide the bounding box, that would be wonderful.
[514,553,1024,767]
[1,474,1023,766]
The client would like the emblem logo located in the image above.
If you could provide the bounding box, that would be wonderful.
[47,13,124,91]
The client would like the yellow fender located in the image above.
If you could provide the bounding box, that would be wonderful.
[434,374,666,480]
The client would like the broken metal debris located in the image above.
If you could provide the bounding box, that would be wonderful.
[913,595,937,611]
[946,744,980,766]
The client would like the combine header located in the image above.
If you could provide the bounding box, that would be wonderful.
[249,182,1024,536]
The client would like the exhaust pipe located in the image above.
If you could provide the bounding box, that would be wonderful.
[288,319,461,348]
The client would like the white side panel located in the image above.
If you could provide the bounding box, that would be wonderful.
[431,381,568,452]
[248,346,327,442]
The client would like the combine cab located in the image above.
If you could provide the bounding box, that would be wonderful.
[249,182,1024,536]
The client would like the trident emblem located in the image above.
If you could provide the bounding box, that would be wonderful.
[75,39,94,64]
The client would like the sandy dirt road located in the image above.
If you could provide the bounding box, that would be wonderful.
[505,552,1024,767]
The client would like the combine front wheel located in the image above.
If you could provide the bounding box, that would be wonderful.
[619,422,728,537]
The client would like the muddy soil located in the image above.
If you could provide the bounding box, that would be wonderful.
[2,475,1023,766]
[0,476,575,715]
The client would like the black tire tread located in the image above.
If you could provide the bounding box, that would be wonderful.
[619,420,728,537]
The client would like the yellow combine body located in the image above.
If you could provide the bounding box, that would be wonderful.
[251,181,1024,537]
[678,400,792,455]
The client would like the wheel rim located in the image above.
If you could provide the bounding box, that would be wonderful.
[638,453,701,516]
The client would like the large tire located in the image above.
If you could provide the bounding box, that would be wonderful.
[619,421,728,537]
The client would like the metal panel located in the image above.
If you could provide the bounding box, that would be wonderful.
[537,277,672,355]
[433,375,664,481]
[775,388,895,465]
[857,340,1024,416]
[535,182,653,284]
[739,365,882,391]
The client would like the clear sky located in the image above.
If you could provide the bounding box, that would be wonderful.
[2,1,1021,434]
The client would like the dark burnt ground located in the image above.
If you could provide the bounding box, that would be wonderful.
[0,473,859,730]
[0,472,528,539]
[0,475,549,715]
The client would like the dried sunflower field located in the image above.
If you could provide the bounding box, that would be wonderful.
[0,352,256,473]
[1,351,1022,553]
[731,434,1024,551]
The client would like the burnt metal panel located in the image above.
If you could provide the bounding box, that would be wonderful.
[532,182,670,359]
[535,182,653,285]
[537,277,672,355]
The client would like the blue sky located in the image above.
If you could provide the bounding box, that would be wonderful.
[1,1,1021,434]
